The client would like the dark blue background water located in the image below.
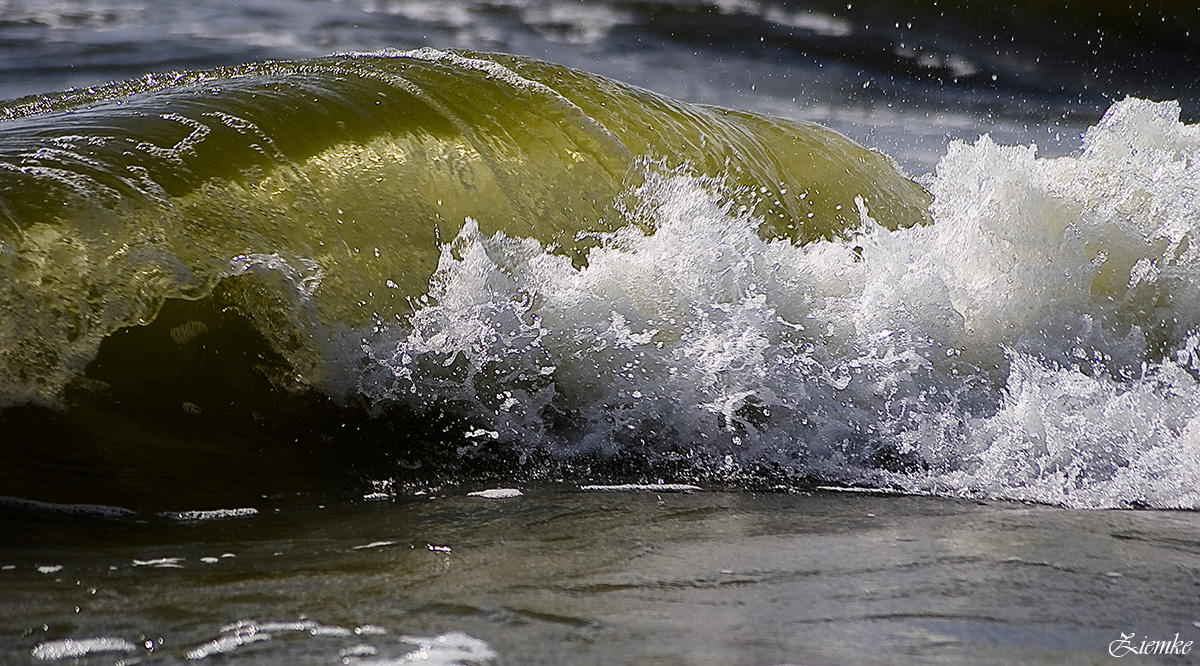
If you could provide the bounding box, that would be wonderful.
[3,0,1197,173]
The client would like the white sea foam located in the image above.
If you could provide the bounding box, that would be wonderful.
[160,507,259,521]
[386,632,497,665]
[31,636,138,661]
[353,540,398,550]
[353,98,1200,509]
[183,620,482,663]
[581,484,702,493]
[185,619,355,660]
[467,488,523,499]
[132,557,185,568]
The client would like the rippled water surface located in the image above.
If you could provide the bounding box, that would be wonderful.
[6,488,1200,665]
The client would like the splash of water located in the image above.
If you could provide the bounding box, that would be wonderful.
[354,98,1200,509]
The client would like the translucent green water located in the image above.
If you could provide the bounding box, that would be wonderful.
[0,49,934,510]
[0,49,928,406]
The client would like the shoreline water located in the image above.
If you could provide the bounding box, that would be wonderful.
[4,486,1199,665]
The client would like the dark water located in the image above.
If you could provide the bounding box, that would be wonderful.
[4,0,1198,173]
[6,487,1200,665]
[3,1,1200,664]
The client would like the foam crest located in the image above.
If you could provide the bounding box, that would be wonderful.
[358,98,1200,508]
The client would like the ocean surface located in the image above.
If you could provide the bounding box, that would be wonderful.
[2,1,1200,664]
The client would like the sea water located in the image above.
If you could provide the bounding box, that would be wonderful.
[5,487,1200,665]
[1,1,1199,664]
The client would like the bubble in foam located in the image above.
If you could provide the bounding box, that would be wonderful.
[395,631,497,665]
[32,637,138,661]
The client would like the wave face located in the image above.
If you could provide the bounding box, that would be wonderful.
[3,50,1200,509]
[0,48,927,407]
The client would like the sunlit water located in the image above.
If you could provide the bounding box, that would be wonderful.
[3,1,1200,664]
